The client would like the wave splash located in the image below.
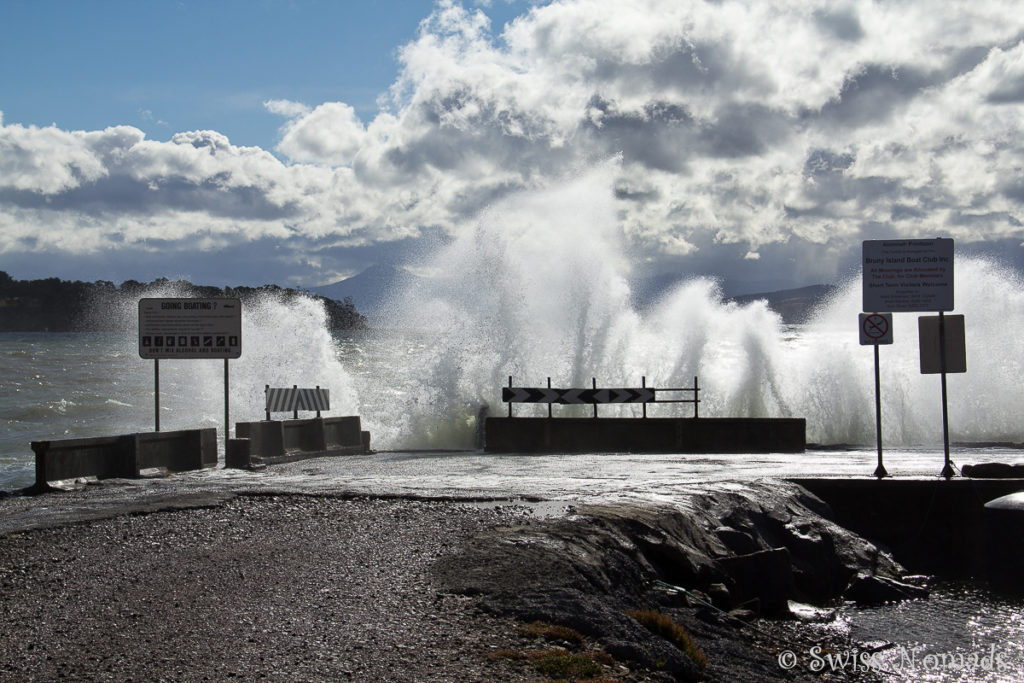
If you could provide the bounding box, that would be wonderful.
[366,165,1024,448]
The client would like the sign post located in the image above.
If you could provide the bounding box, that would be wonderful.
[859,312,893,478]
[862,238,957,478]
[919,313,966,478]
[139,298,242,454]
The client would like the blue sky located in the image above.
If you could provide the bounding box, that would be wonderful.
[2,0,1023,295]
[2,1,518,150]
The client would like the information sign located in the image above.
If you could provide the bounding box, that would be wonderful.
[918,315,966,374]
[863,239,954,312]
[139,298,242,359]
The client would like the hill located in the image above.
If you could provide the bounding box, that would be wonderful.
[0,272,367,333]
[313,265,835,325]
[729,284,838,324]
[309,263,417,319]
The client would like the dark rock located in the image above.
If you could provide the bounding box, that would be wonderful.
[962,463,1024,478]
[714,525,757,554]
[726,607,757,623]
[699,484,900,603]
[604,637,700,681]
[480,587,700,681]
[844,573,930,605]
[706,583,733,610]
[718,547,794,616]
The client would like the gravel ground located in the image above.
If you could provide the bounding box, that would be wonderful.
[0,490,890,682]
[0,495,562,682]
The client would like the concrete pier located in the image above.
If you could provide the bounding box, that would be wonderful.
[791,478,1024,580]
[484,417,806,453]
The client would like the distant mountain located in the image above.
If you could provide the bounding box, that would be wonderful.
[308,264,417,319]
[729,284,838,323]
[630,273,836,323]
[313,264,836,326]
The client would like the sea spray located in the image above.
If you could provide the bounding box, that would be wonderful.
[781,256,1024,445]
[372,165,803,447]
[368,166,1024,449]
[83,284,359,442]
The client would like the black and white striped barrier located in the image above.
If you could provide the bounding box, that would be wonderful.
[501,376,700,418]
[265,385,330,420]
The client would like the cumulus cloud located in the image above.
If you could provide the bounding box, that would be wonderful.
[2,0,1024,290]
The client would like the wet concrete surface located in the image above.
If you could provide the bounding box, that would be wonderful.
[4,446,1024,535]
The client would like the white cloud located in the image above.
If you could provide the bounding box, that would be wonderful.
[271,102,368,166]
[3,0,1024,289]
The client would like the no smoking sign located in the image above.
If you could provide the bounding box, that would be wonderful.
[859,313,893,345]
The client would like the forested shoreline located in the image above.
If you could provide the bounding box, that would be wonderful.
[0,272,367,332]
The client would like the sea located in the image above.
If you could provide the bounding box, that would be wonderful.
[5,170,1024,679]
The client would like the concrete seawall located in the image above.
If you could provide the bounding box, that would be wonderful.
[31,428,217,490]
[791,477,1024,579]
[484,417,806,453]
[233,416,370,467]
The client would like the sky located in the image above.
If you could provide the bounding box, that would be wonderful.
[1,0,1023,295]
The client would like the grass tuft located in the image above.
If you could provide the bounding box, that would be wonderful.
[491,647,614,682]
[531,650,604,679]
[519,621,586,645]
[627,608,708,670]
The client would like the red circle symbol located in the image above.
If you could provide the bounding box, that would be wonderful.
[863,314,889,339]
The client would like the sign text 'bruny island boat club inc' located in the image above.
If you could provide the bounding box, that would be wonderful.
[862,238,954,313]
[138,298,242,359]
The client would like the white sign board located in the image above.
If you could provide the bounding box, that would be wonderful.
[139,298,242,359]
[863,239,954,313]
[859,313,893,345]
[918,314,966,374]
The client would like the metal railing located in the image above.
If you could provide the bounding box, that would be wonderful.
[502,375,700,418]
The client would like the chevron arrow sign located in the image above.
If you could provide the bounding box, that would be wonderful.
[503,387,655,404]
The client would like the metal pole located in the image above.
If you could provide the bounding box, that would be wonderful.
[694,376,700,419]
[154,359,160,432]
[508,375,513,418]
[873,344,887,478]
[642,376,647,419]
[224,359,230,457]
[592,377,597,419]
[547,377,552,418]
[938,311,954,478]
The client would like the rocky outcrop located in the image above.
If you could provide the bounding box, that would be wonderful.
[434,480,914,682]
[963,462,1024,478]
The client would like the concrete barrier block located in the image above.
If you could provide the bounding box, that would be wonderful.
[282,418,327,453]
[31,428,217,489]
[323,416,363,448]
[225,438,252,469]
[235,416,369,464]
[32,434,137,486]
[236,421,285,459]
[136,428,218,472]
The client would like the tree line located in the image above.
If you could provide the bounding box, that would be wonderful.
[0,272,367,332]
